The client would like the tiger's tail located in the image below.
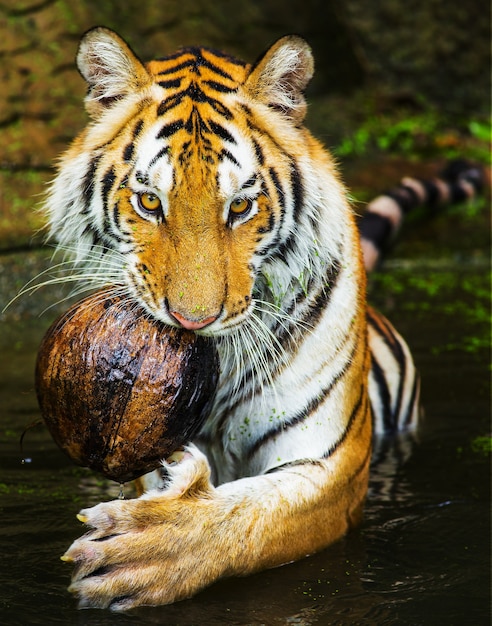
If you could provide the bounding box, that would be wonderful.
[359,159,485,272]
[362,160,484,437]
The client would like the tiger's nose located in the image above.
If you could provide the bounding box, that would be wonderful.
[170,310,218,331]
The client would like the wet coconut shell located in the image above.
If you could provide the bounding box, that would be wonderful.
[35,291,219,483]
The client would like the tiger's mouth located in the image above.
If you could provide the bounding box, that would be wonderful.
[129,286,255,339]
[168,309,221,332]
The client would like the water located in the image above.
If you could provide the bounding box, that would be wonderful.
[0,259,489,625]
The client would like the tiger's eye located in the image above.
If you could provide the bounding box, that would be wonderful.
[139,192,162,212]
[229,197,251,215]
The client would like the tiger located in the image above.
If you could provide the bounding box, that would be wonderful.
[42,27,478,610]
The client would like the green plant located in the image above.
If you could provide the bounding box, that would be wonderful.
[334,108,490,162]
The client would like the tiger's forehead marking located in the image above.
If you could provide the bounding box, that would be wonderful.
[149,46,248,83]
[148,47,248,119]
[151,49,246,134]
[128,47,256,194]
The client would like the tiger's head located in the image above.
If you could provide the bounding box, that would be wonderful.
[46,28,348,337]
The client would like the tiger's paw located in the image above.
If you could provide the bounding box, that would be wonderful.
[61,445,229,611]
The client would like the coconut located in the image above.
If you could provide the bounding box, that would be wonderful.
[35,290,219,482]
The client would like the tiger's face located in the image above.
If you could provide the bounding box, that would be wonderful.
[47,29,332,338]
[103,90,275,333]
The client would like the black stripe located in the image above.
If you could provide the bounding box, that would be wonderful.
[157,120,184,139]
[264,458,324,474]
[186,83,234,119]
[148,147,170,169]
[184,109,207,136]
[367,311,407,426]
[275,232,297,260]
[367,308,399,356]
[401,370,420,429]
[194,56,236,81]
[123,143,134,163]
[255,233,281,257]
[252,138,265,166]
[246,118,286,156]
[158,78,182,89]
[203,80,237,93]
[200,46,246,66]
[101,166,117,211]
[293,264,340,329]
[442,161,484,195]
[157,90,234,121]
[274,261,341,354]
[246,331,356,460]
[208,120,236,144]
[243,175,257,189]
[112,201,133,244]
[177,140,192,165]
[290,160,304,222]
[208,99,234,120]
[132,119,144,139]
[265,440,372,479]
[269,166,286,216]
[369,354,393,432]
[255,181,275,235]
[384,185,420,213]
[390,347,406,424]
[448,180,469,204]
[155,57,200,76]
[238,103,253,116]
[157,50,240,80]
[368,313,406,423]
[417,179,441,207]
[187,82,208,103]
[82,155,101,208]
[257,212,275,234]
[219,148,240,167]
[268,169,286,244]
[101,166,119,242]
[81,224,103,250]
[322,386,366,459]
[157,97,181,116]
[358,212,393,249]
[460,172,482,195]
[112,199,121,231]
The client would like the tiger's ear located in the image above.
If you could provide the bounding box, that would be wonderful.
[245,36,314,123]
[76,27,152,119]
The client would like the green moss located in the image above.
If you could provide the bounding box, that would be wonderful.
[370,267,490,354]
[471,436,492,455]
[325,99,490,163]
[2,429,18,440]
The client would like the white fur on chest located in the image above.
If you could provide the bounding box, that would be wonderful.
[200,250,361,483]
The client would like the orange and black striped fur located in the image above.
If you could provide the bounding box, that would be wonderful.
[47,28,480,610]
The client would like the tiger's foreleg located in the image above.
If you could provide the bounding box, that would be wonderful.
[62,440,370,611]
